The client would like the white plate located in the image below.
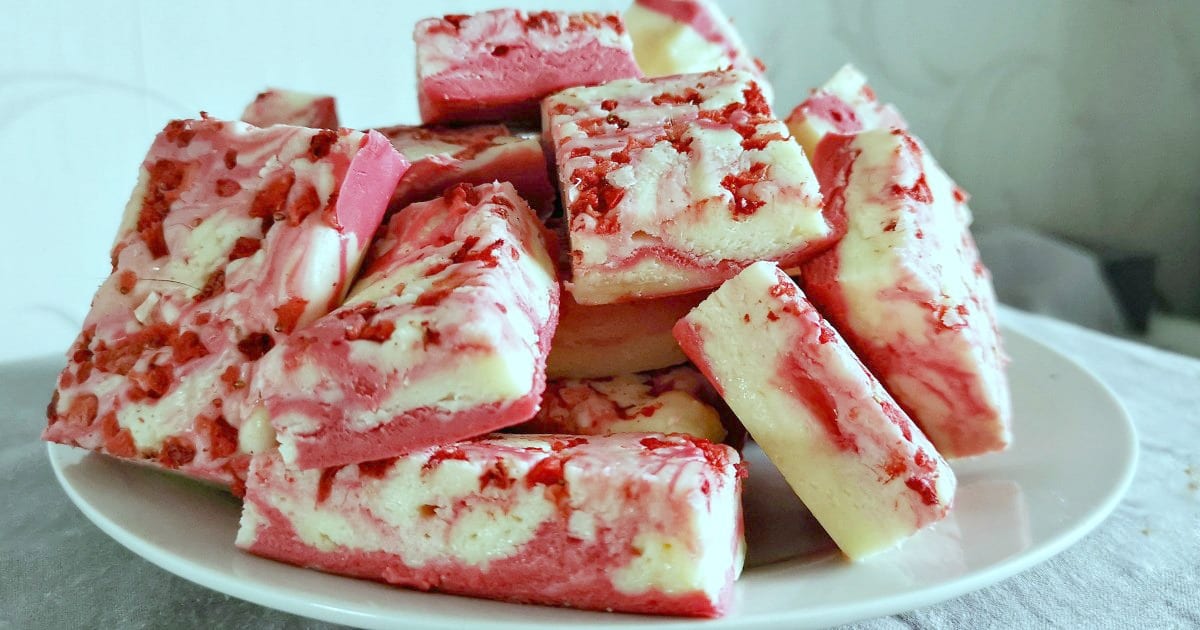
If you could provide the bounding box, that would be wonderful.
[48,324,1137,629]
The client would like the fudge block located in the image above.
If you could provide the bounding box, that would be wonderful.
[379,123,556,218]
[675,261,956,560]
[248,182,559,469]
[516,365,727,443]
[44,118,406,489]
[800,129,1011,458]
[241,89,339,129]
[784,64,906,161]
[415,10,642,124]
[625,0,766,79]
[544,69,836,305]
[237,433,744,617]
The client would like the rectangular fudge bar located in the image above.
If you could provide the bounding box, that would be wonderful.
[544,69,836,305]
[415,10,642,124]
[44,118,406,489]
[675,261,956,560]
[800,129,1011,458]
[625,0,767,79]
[247,182,559,469]
[784,64,906,161]
[241,88,340,129]
[515,365,728,443]
[237,433,744,617]
[379,123,556,218]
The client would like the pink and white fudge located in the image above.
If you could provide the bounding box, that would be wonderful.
[415,10,642,125]
[247,182,559,470]
[543,69,836,305]
[624,0,766,79]
[237,433,744,617]
[800,129,1011,458]
[43,118,406,490]
[674,261,956,560]
[516,366,727,443]
[241,89,340,129]
[379,123,556,218]
[784,64,906,161]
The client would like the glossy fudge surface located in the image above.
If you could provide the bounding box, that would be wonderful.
[241,89,339,129]
[544,69,835,305]
[237,433,745,617]
[248,182,559,470]
[801,129,1011,458]
[675,262,956,560]
[784,64,906,161]
[44,118,405,489]
[416,9,641,124]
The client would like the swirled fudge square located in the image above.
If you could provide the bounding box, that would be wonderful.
[515,365,728,443]
[237,433,744,617]
[544,69,836,305]
[379,123,555,218]
[784,64,907,161]
[44,118,406,490]
[799,129,1011,458]
[248,182,559,470]
[241,88,339,129]
[625,0,766,80]
[675,261,956,560]
[415,10,642,125]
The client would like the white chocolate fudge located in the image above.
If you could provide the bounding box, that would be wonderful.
[237,433,744,617]
[241,88,339,129]
[44,118,406,491]
[543,69,836,305]
[248,182,559,469]
[625,0,766,79]
[800,129,1011,458]
[784,64,907,160]
[675,261,956,560]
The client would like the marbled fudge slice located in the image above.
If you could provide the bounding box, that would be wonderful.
[248,182,558,469]
[544,69,835,305]
[516,365,727,443]
[415,10,642,124]
[379,123,555,218]
[675,261,956,560]
[241,88,339,129]
[44,118,406,490]
[800,129,1011,458]
[625,0,766,79]
[237,433,744,617]
[784,64,906,161]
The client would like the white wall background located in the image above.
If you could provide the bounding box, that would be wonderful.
[1,0,1197,361]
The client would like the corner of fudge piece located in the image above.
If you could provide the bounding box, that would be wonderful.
[241,89,340,129]
[415,9,642,125]
[784,64,907,161]
[625,0,768,81]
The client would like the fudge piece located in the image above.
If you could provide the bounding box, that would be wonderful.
[379,123,556,218]
[800,129,1011,458]
[237,433,744,617]
[516,366,727,443]
[415,10,642,125]
[248,182,559,469]
[241,89,339,129]
[625,0,766,79]
[784,64,906,161]
[674,261,956,560]
[44,118,406,489]
[544,69,835,305]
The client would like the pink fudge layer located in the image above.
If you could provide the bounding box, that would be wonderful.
[241,89,340,129]
[625,0,767,79]
[784,64,907,161]
[800,129,1011,458]
[379,123,556,218]
[674,261,956,560]
[515,365,728,444]
[44,118,406,491]
[248,182,559,469]
[544,69,835,305]
[237,433,744,617]
[416,10,642,125]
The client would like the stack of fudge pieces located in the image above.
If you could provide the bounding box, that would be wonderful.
[44,0,1011,619]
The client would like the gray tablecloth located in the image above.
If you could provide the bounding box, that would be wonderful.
[3,307,1198,629]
